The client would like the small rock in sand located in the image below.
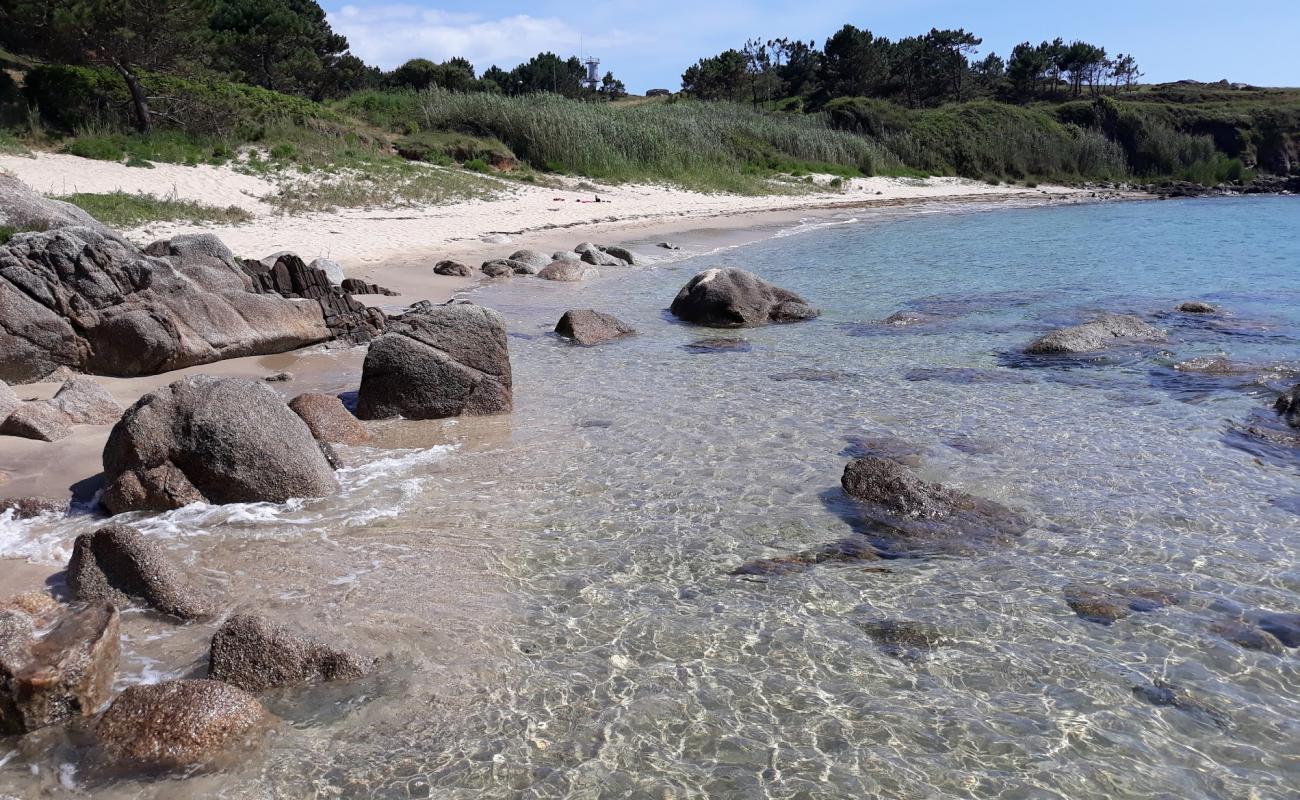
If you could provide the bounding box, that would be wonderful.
[264,371,294,383]
[49,376,122,424]
[433,260,473,277]
[0,401,73,442]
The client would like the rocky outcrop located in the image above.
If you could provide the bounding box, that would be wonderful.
[101,376,339,514]
[537,261,598,282]
[68,525,216,620]
[1024,313,1166,354]
[554,310,636,345]
[0,226,331,383]
[340,278,398,296]
[0,173,122,241]
[95,679,271,771]
[356,303,512,421]
[0,496,66,519]
[49,376,121,424]
[239,252,385,344]
[670,268,820,327]
[433,260,473,277]
[0,401,71,441]
[288,393,372,445]
[208,613,370,692]
[1276,385,1300,428]
[840,456,1026,547]
[0,602,121,734]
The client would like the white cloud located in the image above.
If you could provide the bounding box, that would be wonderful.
[330,5,637,72]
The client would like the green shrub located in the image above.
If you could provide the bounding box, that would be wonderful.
[0,225,16,246]
[463,158,491,173]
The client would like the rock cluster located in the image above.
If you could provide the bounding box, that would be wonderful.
[670,268,819,327]
[101,376,339,514]
[356,303,512,420]
[240,252,386,343]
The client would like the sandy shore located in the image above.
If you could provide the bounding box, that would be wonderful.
[0,152,1116,503]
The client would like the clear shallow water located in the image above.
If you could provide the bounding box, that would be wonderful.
[3,196,1300,798]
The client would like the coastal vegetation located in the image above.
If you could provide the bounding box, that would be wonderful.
[1,1,1296,197]
[54,191,252,227]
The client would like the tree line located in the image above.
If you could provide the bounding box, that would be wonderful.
[0,0,628,133]
[681,25,1142,108]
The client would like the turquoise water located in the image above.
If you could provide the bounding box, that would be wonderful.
[3,196,1300,798]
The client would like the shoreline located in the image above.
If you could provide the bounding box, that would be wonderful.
[0,184,1142,507]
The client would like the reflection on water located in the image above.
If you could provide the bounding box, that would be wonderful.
[4,197,1300,798]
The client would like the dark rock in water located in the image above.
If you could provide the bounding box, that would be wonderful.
[288,393,372,446]
[0,495,66,519]
[68,525,216,620]
[840,434,928,467]
[340,278,398,296]
[840,456,1026,548]
[101,375,339,514]
[881,311,936,327]
[433,260,473,277]
[1063,583,1183,625]
[555,310,636,345]
[684,338,752,354]
[1209,621,1285,654]
[576,419,614,429]
[480,259,519,277]
[1132,679,1230,729]
[1256,612,1300,647]
[731,537,881,576]
[1276,385,1300,428]
[945,434,998,455]
[907,290,1053,317]
[95,679,271,771]
[1178,301,1218,314]
[770,368,847,382]
[209,613,370,692]
[0,401,72,441]
[858,619,946,657]
[538,260,598,282]
[0,602,121,734]
[904,367,1034,385]
[670,268,819,328]
[598,244,638,266]
[1025,313,1166,355]
[355,302,512,421]
[264,371,293,383]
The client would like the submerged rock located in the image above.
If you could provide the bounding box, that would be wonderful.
[0,401,72,441]
[1024,313,1166,355]
[1132,679,1229,728]
[288,393,372,446]
[554,310,636,345]
[95,679,271,771]
[904,367,1035,385]
[1178,301,1218,314]
[101,376,339,514]
[770,368,848,382]
[1276,385,1300,428]
[1209,621,1285,654]
[0,602,121,734]
[355,303,512,421]
[0,496,66,519]
[858,619,946,657]
[840,456,1026,549]
[731,538,881,576]
[840,433,929,467]
[881,310,936,327]
[433,260,473,277]
[1063,583,1183,625]
[670,268,819,327]
[683,338,752,354]
[49,376,121,425]
[68,525,216,620]
[208,613,370,692]
[1256,612,1300,647]
[538,260,598,282]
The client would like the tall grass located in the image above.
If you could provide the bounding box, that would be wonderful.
[410,89,898,192]
[55,192,252,227]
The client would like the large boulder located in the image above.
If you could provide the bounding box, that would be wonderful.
[508,250,553,270]
[0,602,121,734]
[49,376,121,425]
[840,456,1026,548]
[94,679,271,771]
[101,376,339,514]
[143,233,254,293]
[1,401,72,441]
[433,260,473,277]
[68,525,217,620]
[670,268,819,327]
[355,303,512,421]
[308,258,345,285]
[288,392,372,445]
[0,226,331,383]
[537,261,598,282]
[208,613,370,692]
[555,310,636,345]
[1025,313,1166,354]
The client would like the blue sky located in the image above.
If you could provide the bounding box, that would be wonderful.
[325,1,1300,93]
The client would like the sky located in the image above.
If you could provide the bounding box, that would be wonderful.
[324,1,1300,93]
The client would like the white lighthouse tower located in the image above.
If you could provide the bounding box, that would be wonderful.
[583,57,601,91]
